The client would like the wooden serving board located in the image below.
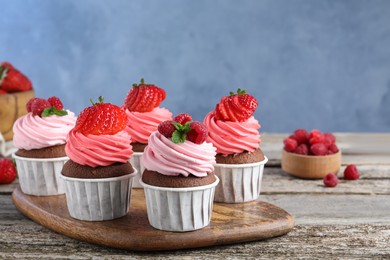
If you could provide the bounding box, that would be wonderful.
[12,187,294,251]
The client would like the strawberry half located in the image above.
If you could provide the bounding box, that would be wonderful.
[74,96,127,135]
[214,89,258,122]
[124,78,166,112]
[0,64,32,93]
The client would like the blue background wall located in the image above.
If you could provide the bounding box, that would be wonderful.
[1,0,390,133]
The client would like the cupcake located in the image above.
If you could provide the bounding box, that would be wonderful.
[12,96,76,196]
[61,97,137,221]
[123,78,172,187]
[203,89,268,203]
[140,114,219,232]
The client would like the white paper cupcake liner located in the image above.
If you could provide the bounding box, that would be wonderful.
[12,153,68,196]
[129,152,145,188]
[140,177,219,232]
[214,156,268,203]
[61,170,137,221]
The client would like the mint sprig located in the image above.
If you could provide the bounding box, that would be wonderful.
[41,106,68,117]
[171,121,191,144]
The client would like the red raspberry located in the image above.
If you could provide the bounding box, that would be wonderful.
[283,138,298,152]
[328,143,339,154]
[310,143,328,156]
[26,97,39,113]
[295,143,309,155]
[324,132,336,148]
[309,129,325,144]
[31,98,51,116]
[323,173,338,187]
[344,164,359,180]
[293,129,308,144]
[173,113,192,125]
[158,120,176,138]
[186,121,208,144]
[47,96,64,110]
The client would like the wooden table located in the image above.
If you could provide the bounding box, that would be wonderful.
[1,133,389,259]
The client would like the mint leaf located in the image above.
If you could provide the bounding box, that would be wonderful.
[41,107,68,117]
[171,130,186,144]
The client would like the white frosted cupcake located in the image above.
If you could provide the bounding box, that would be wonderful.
[61,97,137,221]
[122,78,172,188]
[204,89,268,203]
[141,114,219,232]
[12,96,76,196]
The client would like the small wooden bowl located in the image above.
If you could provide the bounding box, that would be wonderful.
[0,90,35,141]
[281,150,341,179]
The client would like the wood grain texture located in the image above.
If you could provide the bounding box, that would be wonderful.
[11,187,294,251]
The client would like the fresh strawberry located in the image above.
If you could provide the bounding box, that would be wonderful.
[0,158,17,184]
[47,96,64,110]
[0,89,7,95]
[158,120,176,138]
[174,113,192,125]
[214,89,258,122]
[186,121,208,144]
[1,62,14,69]
[31,98,51,116]
[124,78,166,112]
[74,96,127,135]
[0,65,32,93]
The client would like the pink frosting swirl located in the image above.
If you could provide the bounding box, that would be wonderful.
[124,107,172,144]
[13,111,76,150]
[203,111,261,155]
[65,127,133,167]
[142,131,216,177]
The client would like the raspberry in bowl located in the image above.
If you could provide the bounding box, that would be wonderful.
[140,114,219,232]
[203,89,268,203]
[281,129,341,179]
[61,97,137,221]
[122,78,172,188]
[12,96,76,196]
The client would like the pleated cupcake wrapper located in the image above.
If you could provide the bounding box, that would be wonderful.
[140,177,219,232]
[213,156,268,203]
[12,153,68,196]
[129,152,145,188]
[61,170,137,221]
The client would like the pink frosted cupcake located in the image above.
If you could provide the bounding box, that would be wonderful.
[140,114,219,232]
[61,97,136,221]
[12,96,76,196]
[123,78,172,187]
[204,89,268,203]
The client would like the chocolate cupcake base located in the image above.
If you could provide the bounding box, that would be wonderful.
[15,144,67,158]
[142,170,216,188]
[216,148,265,164]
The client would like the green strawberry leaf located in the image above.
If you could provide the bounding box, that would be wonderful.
[41,107,68,117]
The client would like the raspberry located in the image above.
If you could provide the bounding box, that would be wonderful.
[324,132,336,148]
[310,143,328,156]
[0,158,17,184]
[328,143,339,154]
[283,138,298,152]
[293,129,308,144]
[323,173,338,187]
[295,143,309,155]
[309,129,325,145]
[186,121,208,144]
[47,96,64,110]
[26,97,39,112]
[174,113,192,125]
[344,164,359,180]
[158,120,176,138]
[31,98,51,116]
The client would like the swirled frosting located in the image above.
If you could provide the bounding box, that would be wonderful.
[13,111,76,150]
[142,131,216,177]
[125,107,172,144]
[65,127,133,167]
[203,111,261,155]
